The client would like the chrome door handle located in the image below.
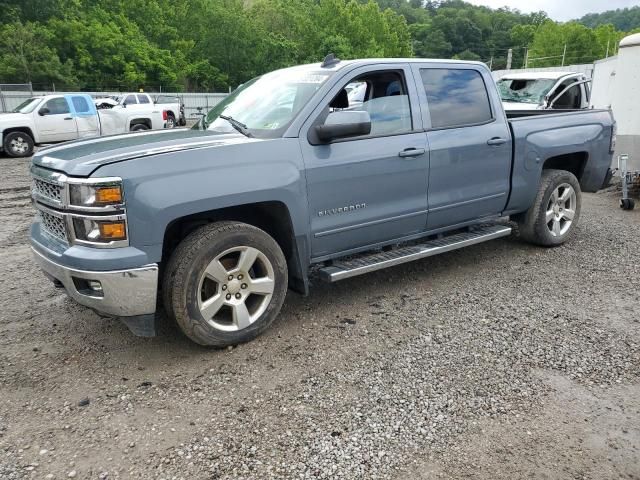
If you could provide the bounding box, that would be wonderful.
[399,148,426,158]
[487,137,507,146]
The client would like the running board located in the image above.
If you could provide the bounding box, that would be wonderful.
[318,225,512,282]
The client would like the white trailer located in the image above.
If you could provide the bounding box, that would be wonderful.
[591,33,640,209]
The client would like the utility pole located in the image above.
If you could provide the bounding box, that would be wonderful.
[506,48,512,70]
[606,38,610,58]
[561,43,567,66]
[523,48,529,69]
[488,56,493,70]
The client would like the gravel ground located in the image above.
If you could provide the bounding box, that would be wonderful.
[1,155,639,479]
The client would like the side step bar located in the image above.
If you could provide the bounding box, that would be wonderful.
[318,224,512,282]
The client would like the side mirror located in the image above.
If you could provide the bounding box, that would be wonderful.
[38,107,50,116]
[314,110,371,143]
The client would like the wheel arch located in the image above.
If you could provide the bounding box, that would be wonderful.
[542,151,588,183]
[2,126,35,142]
[129,118,152,130]
[162,201,309,294]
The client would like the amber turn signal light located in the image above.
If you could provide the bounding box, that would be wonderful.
[98,221,127,240]
[95,186,123,204]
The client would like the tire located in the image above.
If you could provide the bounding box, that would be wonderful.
[130,123,149,132]
[517,169,582,247]
[3,131,34,158]
[166,114,175,129]
[162,221,288,347]
[620,198,635,210]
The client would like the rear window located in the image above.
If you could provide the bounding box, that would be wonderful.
[420,69,493,129]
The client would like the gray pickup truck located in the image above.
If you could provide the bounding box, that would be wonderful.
[30,57,614,346]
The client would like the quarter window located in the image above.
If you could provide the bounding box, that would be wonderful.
[420,69,492,129]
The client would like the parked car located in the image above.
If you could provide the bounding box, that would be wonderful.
[29,58,614,346]
[497,72,591,111]
[154,95,185,127]
[0,94,100,157]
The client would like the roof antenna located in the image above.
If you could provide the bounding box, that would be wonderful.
[321,53,340,68]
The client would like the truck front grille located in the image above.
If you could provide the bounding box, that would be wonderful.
[39,210,68,243]
[33,177,63,203]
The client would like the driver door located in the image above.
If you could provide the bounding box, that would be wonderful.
[34,97,77,143]
[299,64,429,259]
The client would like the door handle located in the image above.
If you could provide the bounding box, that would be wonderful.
[398,148,426,158]
[487,137,507,146]
[64,117,73,120]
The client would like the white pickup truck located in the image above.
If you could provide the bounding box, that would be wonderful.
[95,92,181,129]
[0,94,168,158]
[497,72,591,112]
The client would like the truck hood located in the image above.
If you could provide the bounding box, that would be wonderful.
[32,129,259,176]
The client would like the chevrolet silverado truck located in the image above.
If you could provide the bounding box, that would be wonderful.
[29,57,615,347]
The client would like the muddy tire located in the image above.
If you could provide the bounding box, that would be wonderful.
[162,221,288,347]
[517,169,581,247]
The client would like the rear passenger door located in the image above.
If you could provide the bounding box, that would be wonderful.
[412,64,512,230]
[67,95,100,139]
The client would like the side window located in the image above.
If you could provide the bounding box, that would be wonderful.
[553,80,582,109]
[71,96,90,113]
[327,70,413,137]
[420,69,492,129]
[137,94,150,104]
[124,95,137,105]
[43,97,70,115]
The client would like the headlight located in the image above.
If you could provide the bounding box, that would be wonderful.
[72,217,128,244]
[69,180,124,208]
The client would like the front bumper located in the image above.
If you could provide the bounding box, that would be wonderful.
[32,247,158,318]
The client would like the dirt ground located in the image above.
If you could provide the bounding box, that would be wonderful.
[0,155,639,479]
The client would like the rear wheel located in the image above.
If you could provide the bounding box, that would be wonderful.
[3,131,34,157]
[163,221,288,347]
[166,114,176,129]
[517,169,582,247]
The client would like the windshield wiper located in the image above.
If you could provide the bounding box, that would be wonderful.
[219,114,253,138]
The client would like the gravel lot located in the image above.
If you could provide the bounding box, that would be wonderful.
[1,155,639,479]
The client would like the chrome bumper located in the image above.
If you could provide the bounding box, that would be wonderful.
[32,247,158,317]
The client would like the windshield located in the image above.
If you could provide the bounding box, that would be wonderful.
[497,78,556,104]
[12,98,41,114]
[196,65,333,138]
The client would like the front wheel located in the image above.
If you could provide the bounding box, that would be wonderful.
[517,169,582,247]
[3,131,34,158]
[163,222,288,347]
[130,123,149,132]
